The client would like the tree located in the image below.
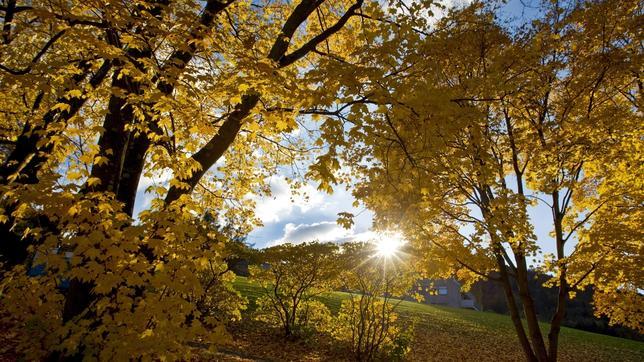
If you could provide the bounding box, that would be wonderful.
[314,1,642,361]
[334,241,416,361]
[0,0,376,358]
[251,242,341,338]
[190,215,250,325]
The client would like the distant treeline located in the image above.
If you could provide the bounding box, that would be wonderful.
[470,271,642,341]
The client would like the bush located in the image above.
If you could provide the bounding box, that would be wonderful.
[255,297,332,339]
[250,242,341,338]
[332,241,417,361]
[334,296,412,361]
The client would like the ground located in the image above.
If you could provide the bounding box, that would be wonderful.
[1,277,641,361]
[207,277,644,361]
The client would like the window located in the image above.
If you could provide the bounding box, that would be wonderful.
[437,286,448,295]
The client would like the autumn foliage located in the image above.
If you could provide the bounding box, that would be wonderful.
[252,242,340,338]
[0,0,374,358]
[319,1,642,361]
[0,0,642,360]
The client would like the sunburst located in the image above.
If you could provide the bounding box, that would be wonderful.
[372,231,407,260]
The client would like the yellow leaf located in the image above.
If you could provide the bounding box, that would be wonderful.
[247,121,260,132]
[140,329,154,339]
[87,177,101,187]
[66,89,83,99]
[93,156,110,166]
[51,103,71,113]
[276,119,289,130]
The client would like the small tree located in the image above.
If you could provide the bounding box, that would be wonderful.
[334,242,416,361]
[251,242,341,338]
[191,222,251,324]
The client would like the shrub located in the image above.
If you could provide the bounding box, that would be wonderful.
[334,296,413,361]
[251,242,341,338]
[256,297,333,339]
[332,241,417,361]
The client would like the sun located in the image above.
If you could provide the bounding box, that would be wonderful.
[374,232,406,258]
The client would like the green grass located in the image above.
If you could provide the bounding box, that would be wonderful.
[232,276,644,361]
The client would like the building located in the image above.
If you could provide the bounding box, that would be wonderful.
[412,278,479,310]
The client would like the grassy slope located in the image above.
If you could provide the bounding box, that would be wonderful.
[232,277,644,361]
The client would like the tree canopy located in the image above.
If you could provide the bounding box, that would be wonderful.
[0,0,378,358]
[0,0,641,360]
[318,0,642,360]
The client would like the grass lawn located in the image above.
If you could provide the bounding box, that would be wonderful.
[224,277,644,361]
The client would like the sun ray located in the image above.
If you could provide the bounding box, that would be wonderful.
[372,231,408,260]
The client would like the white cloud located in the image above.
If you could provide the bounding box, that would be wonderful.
[270,221,353,246]
[268,222,388,247]
[248,160,376,247]
[253,176,325,224]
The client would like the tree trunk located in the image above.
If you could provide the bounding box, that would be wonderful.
[59,61,146,332]
[88,69,137,194]
[547,270,567,362]
[495,253,537,362]
[116,135,150,216]
[115,0,236,214]
[0,205,54,272]
[60,0,237,337]
[62,279,94,322]
[479,183,546,362]
[547,190,568,362]
[515,252,549,362]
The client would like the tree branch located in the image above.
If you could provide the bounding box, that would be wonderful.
[0,29,66,75]
[278,0,364,67]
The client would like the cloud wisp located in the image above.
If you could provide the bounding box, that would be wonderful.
[268,221,383,247]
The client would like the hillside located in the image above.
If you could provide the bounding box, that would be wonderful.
[217,277,644,362]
